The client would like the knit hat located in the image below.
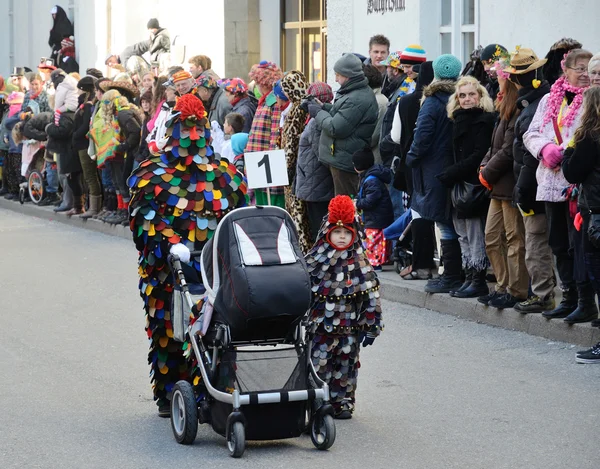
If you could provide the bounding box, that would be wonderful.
[481,44,507,63]
[172,70,194,83]
[77,76,97,93]
[401,45,427,65]
[147,18,160,29]
[231,132,249,156]
[219,77,248,95]
[325,195,358,249]
[273,79,288,101]
[380,51,402,69]
[307,81,333,103]
[249,60,283,88]
[333,53,364,78]
[86,68,103,79]
[352,147,375,171]
[432,54,462,80]
[195,71,218,89]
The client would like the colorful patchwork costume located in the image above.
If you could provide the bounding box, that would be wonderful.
[305,195,383,417]
[128,93,248,411]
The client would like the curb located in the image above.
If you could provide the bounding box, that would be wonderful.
[3,198,599,348]
[378,272,600,348]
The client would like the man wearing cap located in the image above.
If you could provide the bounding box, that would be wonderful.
[509,47,555,314]
[146,18,171,67]
[220,78,257,133]
[196,71,232,130]
[480,43,508,101]
[38,59,57,96]
[305,53,378,196]
[10,68,27,93]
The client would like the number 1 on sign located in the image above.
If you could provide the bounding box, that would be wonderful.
[258,154,272,184]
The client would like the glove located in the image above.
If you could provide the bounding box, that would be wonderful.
[540,143,563,169]
[359,332,376,347]
[307,101,322,118]
[478,172,492,191]
[170,243,191,263]
[54,109,62,125]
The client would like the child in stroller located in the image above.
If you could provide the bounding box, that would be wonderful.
[167,205,336,458]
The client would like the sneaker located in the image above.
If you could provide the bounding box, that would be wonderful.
[477,290,501,306]
[489,293,525,310]
[514,295,556,314]
[575,342,600,364]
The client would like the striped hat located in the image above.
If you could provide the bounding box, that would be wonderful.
[401,45,427,65]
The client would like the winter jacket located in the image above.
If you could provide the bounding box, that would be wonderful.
[233,96,258,134]
[21,91,52,114]
[136,115,151,163]
[46,111,80,174]
[0,111,11,152]
[54,76,79,113]
[437,108,495,187]
[524,93,584,203]
[316,75,378,173]
[379,76,415,167]
[512,82,551,214]
[392,61,435,194]
[371,88,388,164]
[562,136,600,213]
[480,112,520,201]
[115,109,143,160]
[355,164,394,229]
[149,28,170,62]
[121,41,150,67]
[23,112,52,142]
[48,6,73,58]
[72,101,93,151]
[295,118,334,203]
[208,88,233,130]
[4,112,23,153]
[405,80,456,223]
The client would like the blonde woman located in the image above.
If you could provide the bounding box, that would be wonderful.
[435,76,496,298]
[98,89,143,224]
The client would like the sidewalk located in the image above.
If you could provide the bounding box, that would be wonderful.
[2,197,599,348]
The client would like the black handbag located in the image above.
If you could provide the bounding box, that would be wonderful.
[451,181,490,217]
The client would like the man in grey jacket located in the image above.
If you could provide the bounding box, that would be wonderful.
[196,71,233,131]
[305,53,378,196]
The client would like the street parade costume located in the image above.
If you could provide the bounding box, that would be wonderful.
[305,195,383,416]
[128,93,248,409]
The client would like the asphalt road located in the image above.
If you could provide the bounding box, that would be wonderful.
[1,208,599,469]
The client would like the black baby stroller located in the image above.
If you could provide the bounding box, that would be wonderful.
[168,206,336,458]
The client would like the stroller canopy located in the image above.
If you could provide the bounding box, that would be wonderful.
[201,206,311,340]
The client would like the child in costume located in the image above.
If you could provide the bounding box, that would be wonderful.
[353,147,394,270]
[305,195,383,419]
[128,91,248,417]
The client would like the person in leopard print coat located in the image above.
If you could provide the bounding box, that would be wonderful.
[280,70,312,253]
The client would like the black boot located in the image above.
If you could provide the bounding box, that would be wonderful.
[425,239,462,294]
[542,287,577,319]
[450,269,473,297]
[564,283,599,324]
[454,269,490,299]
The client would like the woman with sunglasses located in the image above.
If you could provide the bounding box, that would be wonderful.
[524,49,595,323]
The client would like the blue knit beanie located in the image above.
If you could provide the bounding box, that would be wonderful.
[432,54,462,80]
[273,80,288,101]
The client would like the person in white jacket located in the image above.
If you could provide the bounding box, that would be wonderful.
[49,69,78,123]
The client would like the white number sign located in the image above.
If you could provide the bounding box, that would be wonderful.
[244,150,289,189]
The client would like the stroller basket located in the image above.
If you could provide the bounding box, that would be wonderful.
[211,345,311,439]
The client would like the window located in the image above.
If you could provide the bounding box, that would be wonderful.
[282,0,327,82]
[439,0,479,63]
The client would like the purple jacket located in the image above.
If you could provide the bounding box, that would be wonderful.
[523,93,583,203]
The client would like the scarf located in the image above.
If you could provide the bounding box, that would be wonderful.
[542,75,586,129]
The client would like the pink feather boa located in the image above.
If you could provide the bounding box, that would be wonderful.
[542,75,586,129]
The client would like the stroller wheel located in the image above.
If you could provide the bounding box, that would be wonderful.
[170,381,198,445]
[311,414,335,450]
[28,170,45,205]
[227,421,245,458]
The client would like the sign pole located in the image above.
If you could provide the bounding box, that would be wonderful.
[266,187,271,206]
